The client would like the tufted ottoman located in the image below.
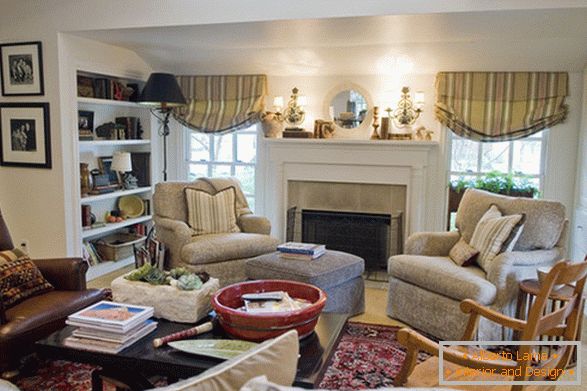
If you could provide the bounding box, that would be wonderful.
[245,250,365,315]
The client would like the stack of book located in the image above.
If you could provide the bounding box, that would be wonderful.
[64,301,156,353]
[277,242,326,261]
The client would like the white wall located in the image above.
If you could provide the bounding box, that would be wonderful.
[570,68,587,261]
[0,0,584,256]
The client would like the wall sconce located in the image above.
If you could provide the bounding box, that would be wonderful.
[386,87,424,128]
[283,87,306,130]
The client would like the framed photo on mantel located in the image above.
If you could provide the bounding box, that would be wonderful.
[0,41,44,96]
[0,103,51,169]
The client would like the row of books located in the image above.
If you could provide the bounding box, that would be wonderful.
[65,301,156,354]
[135,236,166,269]
[82,224,148,266]
[277,242,326,261]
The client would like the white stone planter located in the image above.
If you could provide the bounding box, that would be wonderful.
[111,274,220,323]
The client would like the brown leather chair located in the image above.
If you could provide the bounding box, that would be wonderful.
[0,209,107,373]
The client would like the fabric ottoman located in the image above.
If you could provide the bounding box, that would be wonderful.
[245,250,365,315]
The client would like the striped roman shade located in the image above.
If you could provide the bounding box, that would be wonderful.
[173,75,267,134]
[185,186,241,235]
[436,72,568,141]
[469,205,525,271]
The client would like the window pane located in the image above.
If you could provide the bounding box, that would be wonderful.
[480,142,509,173]
[512,140,541,175]
[236,134,256,163]
[189,164,208,181]
[190,133,210,161]
[212,134,233,162]
[235,165,255,195]
[211,164,232,177]
[451,138,478,172]
[246,196,255,212]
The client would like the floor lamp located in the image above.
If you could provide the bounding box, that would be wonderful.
[138,73,186,181]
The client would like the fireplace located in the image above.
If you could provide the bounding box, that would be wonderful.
[260,138,442,245]
[301,209,402,270]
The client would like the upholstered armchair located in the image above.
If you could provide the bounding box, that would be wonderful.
[153,177,279,286]
[387,189,567,341]
[0,209,107,374]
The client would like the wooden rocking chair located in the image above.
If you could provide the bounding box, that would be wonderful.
[394,258,587,391]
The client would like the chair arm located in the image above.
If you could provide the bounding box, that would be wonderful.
[31,258,88,291]
[154,216,194,262]
[154,217,193,242]
[485,248,563,291]
[405,231,460,256]
[238,214,271,235]
[460,299,526,332]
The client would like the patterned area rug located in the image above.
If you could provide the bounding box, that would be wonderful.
[15,322,425,390]
[317,322,429,390]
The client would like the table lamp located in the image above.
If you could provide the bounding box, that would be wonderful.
[137,72,186,181]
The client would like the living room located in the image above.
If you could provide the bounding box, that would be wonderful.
[1,1,586,390]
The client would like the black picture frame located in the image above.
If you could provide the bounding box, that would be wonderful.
[0,41,44,96]
[0,102,51,169]
[78,110,94,131]
[131,152,151,187]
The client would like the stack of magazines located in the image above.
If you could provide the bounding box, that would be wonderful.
[64,301,156,353]
[277,242,326,261]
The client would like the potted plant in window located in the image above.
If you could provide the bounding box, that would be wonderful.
[448,171,539,216]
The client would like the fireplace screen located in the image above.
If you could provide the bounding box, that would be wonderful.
[300,209,402,271]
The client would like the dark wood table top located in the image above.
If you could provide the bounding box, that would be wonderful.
[36,312,348,389]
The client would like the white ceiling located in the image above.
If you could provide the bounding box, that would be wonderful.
[71,8,587,76]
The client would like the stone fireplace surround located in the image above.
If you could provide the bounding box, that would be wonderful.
[258,138,440,241]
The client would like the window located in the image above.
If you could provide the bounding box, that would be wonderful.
[449,131,547,191]
[187,126,257,210]
[448,131,547,229]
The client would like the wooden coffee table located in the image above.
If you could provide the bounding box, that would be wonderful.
[36,312,347,390]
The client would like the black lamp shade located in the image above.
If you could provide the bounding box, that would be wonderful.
[138,72,186,108]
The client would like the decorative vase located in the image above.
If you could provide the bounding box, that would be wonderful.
[260,113,284,138]
[80,163,92,196]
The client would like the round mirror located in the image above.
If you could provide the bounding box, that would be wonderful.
[328,90,369,129]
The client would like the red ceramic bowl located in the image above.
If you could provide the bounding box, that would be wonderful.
[211,280,327,341]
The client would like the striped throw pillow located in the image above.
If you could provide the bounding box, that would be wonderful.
[185,186,241,235]
[0,248,53,308]
[469,205,525,271]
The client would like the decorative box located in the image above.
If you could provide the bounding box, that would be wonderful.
[111,274,220,323]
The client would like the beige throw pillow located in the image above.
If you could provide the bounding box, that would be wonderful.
[185,186,241,235]
[469,204,525,271]
[449,237,479,266]
[150,330,299,391]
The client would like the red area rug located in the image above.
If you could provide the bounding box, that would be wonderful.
[317,322,429,390]
[15,322,426,390]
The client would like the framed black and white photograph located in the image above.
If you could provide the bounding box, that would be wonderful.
[0,41,44,96]
[0,103,51,168]
[78,110,94,131]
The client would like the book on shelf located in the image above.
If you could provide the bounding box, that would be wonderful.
[83,241,102,266]
[67,301,154,334]
[134,237,166,269]
[277,242,326,255]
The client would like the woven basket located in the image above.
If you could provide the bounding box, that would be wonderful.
[94,233,146,262]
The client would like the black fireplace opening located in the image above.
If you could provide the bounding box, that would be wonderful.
[301,209,400,271]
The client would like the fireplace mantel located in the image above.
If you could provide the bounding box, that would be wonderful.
[258,138,441,241]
